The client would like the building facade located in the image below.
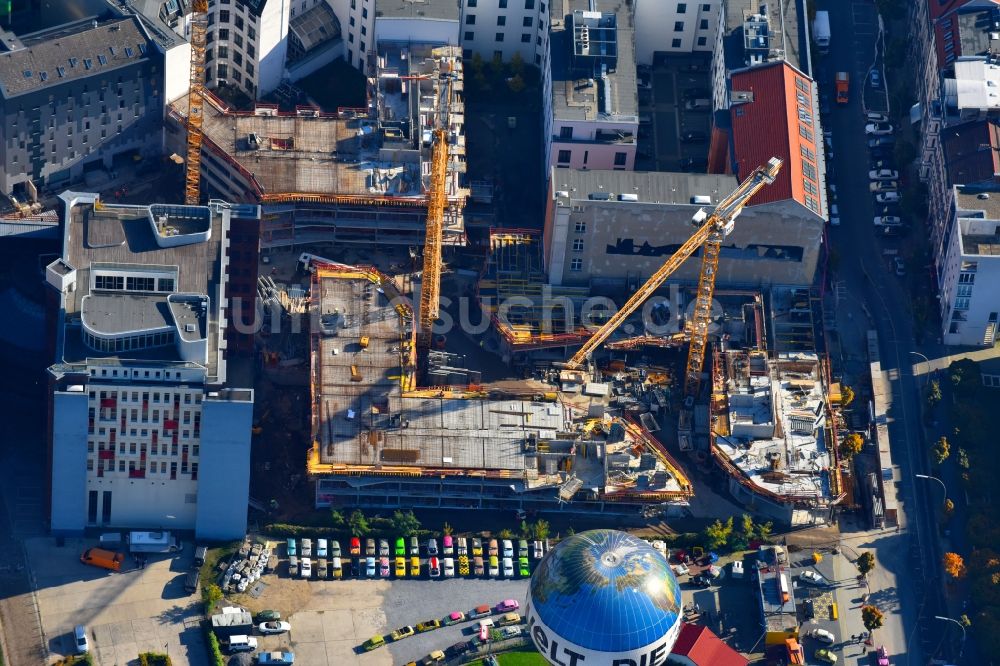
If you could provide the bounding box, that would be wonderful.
[633,0,720,65]
[0,17,164,197]
[458,0,549,66]
[46,192,257,539]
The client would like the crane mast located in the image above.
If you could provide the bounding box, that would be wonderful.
[565,158,783,395]
[417,128,450,349]
[184,0,209,205]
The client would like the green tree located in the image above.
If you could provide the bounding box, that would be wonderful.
[702,517,734,550]
[508,52,525,77]
[329,509,345,528]
[442,522,454,536]
[862,605,885,632]
[520,520,532,539]
[755,520,773,542]
[534,519,551,541]
[857,551,876,577]
[348,509,370,536]
[840,433,864,459]
[841,385,856,406]
[729,514,753,551]
[201,583,222,614]
[957,448,970,470]
[498,528,514,539]
[926,379,942,407]
[932,436,951,465]
[565,526,576,537]
[390,510,421,536]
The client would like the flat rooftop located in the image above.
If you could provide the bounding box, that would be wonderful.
[955,184,1000,220]
[756,546,798,633]
[550,0,638,123]
[552,168,739,206]
[310,267,692,503]
[713,350,833,502]
[722,0,807,76]
[943,59,1000,112]
[375,0,459,21]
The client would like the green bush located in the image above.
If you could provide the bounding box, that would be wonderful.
[203,622,224,666]
[138,653,172,666]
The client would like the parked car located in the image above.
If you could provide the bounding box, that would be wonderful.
[379,557,390,577]
[870,69,882,89]
[390,626,415,641]
[330,541,341,558]
[469,604,492,619]
[395,557,406,577]
[869,168,898,181]
[894,256,906,276]
[443,536,454,556]
[447,640,472,657]
[300,558,312,579]
[502,540,514,558]
[502,557,514,578]
[866,112,889,122]
[488,556,500,577]
[74,625,89,654]
[255,610,281,622]
[496,599,520,613]
[799,570,827,586]
[316,558,329,579]
[410,556,421,577]
[458,555,470,576]
[518,540,529,558]
[258,621,291,635]
[816,648,838,664]
[478,619,493,642]
[870,181,898,193]
[829,203,840,226]
[691,574,712,587]
[301,539,312,557]
[349,537,360,556]
[874,216,902,226]
[471,538,483,556]
[315,539,327,558]
[808,628,835,644]
[473,556,485,576]
[443,557,455,578]
[519,557,530,577]
[365,556,376,577]
[500,626,523,639]
[365,538,376,556]
[533,540,544,559]
[286,538,297,557]
[488,540,499,557]
[257,652,295,665]
[876,192,901,203]
[865,122,893,135]
[378,539,390,557]
[226,636,259,653]
[350,558,360,577]
[868,136,895,148]
[409,536,420,556]
[876,646,890,666]
[363,635,385,651]
[429,557,441,578]
[427,539,439,556]
[456,537,468,556]
[416,619,442,633]
[395,538,406,557]
[445,611,467,625]
[870,159,894,170]
[332,557,342,579]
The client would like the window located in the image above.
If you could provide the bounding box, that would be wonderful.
[206,48,213,61]
[235,15,243,29]
[677,2,687,12]
[798,124,813,142]
[465,31,475,40]
[557,149,571,164]
[954,297,971,311]
[804,195,819,213]
[84,59,92,70]
[468,0,476,4]
[522,33,531,42]
[220,9,230,22]
[246,62,254,76]
[219,28,229,39]
[523,16,532,27]
[574,221,586,233]
[959,272,976,284]
[348,33,354,43]
[525,0,534,8]
[218,64,228,79]
[234,52,243,65]
[801,145,815,161]
[248,26,255,40]
[497,15,506,25]
[350,16,355,25]
[802,161,816,181]
[572,239,584,252]
[125,276,155,291]
[499,0,507,6]
[700,19,709,29]
[674,21,684,31]
[672,38,682,47]
[614,152,627,166]
[702,3,711,9]
[235,34,242,47]
[248,44,255,57]
[218,45,228,58]
[465,14,475,24]
[560,126,573,139]
[570,258,583,272]
[495,32,504,41]
[697,36,707,46]
[957,284,973,297]
[361,25,366,35]
[97,54,107,65]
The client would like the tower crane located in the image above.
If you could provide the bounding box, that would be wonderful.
[564,157,783,399]
[184,0,209,205]
[417,127,449,350]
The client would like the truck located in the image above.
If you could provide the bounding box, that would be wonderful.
[211,608,254,637]
[127,531,180,553]
[835,72,849,104]
[813,11,831,52]
[80,548,125,572]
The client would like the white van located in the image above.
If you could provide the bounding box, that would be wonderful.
[226,635,258,653]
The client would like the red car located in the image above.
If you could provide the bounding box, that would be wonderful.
[350,537,361,556]
[876,646,889,666]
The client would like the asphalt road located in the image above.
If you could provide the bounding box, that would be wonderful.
[819,0,957,662]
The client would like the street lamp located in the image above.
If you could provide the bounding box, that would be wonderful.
[909,351,931,386]
[915,474,948,507]
[934,615,966,659]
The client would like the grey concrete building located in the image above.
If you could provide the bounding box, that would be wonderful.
[0,16,164,197]
[544,169,823,288]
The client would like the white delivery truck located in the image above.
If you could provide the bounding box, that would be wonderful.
[127,531,181,553]
[813,11,831,52]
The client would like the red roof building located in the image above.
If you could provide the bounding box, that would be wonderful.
[729,61,823,217]
[932,0,1000,68]
[668,623,748,666]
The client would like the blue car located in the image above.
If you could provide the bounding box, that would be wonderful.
[286,538,297,557]
[258,651,295,665]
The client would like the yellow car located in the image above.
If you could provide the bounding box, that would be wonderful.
[458,555,470,576]
[409,556,421,577]
[395,557,406,577]
[471,538,483,557]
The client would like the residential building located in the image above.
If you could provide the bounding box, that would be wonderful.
[939,185,1000,345]
[543,168,824,288]
[633,0,720,64]
[933,0,1000,68]
[547,0,638,172]
[458,0,550,66]
[169,42,467,246]
[0,16,164,197]
[308,263,694,514]
[668,623,748,666]
[45,192,257,539]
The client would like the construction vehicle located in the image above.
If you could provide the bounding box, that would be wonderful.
[563,157,783,402]
[835,72,849,104]
[184,0,209,204]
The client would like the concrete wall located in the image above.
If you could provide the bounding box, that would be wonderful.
[163,41,193,106]
[546,197,823,287]
[258,0,292,95]
[375,17,459,46]
[195,392,254,540]
[634,0,720,64]
[50,389,90,534]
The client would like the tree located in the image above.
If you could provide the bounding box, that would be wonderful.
[534,519,551,541]
[926,379,942,407]
[329,509,345,528]
[957,448,970,470]
[944,498,955,515]
[348,509,370,536]
[565,526,576,537]
[201,583,222,614]
[862,605,885,632]
[506,74,526,94]
[840,433,864,459]
[857,551,876,577]
[932,436,951,465]
[390,510,421,537]
[520,520,532,539]
[729,514,753,551]
[841,385,856,406]
[755,520,773,542]
[508,52,525,77]
[702,517,734,550]
[442,522,454,536]
[498,528,513,539]
[943,552,967,579]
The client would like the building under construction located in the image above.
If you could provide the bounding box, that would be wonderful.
[167,43,468,247]
[306,262,693,514]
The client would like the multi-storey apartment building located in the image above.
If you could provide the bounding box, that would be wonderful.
[0,16,164,197]
[205,0,288,98]
[458,0,550,66]
[633,0,720,65]
[45,192,257,539]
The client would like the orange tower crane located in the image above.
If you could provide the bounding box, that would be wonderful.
[184,0,209,205]
[564,157,783,399]
[417,127,449,349]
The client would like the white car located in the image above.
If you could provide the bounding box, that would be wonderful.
[868,169,898,181]
[865,122,893,135]
[74,625,89,654]
[799,570,827,586]
[443,557,455,578]
[532,540,544,559]
[301,538,312,557]
[870,181,898,192]
[502,557,514,578]
[300,557,312,579]
[874,216,902,226]
[808,627,836,644]
[829,203,840,226]
[876,192,901,203]
[502,540,514,558]
[316,539,328,558]
[258,621,291,635]
[866,112,888,123]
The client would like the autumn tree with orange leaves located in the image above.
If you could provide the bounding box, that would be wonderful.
[943,552,967,579]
